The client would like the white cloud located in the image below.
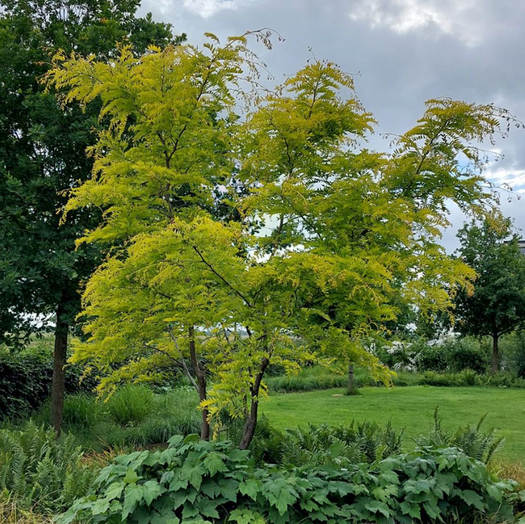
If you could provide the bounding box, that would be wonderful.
[348,0,479,45]
[486,166,525,192]
[182,0,251,18]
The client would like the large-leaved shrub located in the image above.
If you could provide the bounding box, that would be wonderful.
[58,434,518,524]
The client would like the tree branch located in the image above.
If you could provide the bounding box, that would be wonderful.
[190,244,253,308]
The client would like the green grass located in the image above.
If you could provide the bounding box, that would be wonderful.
[107,384,154,426]
[32,387,201,452]
[261,386,525,461]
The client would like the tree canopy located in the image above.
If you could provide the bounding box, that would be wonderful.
[0,0,183,431]
[47,34,519,446]
[454,219,525,374]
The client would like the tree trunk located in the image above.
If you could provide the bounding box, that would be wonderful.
[189,326,210,441]
[491,332,499,375]
[239,357,269,450]
[51,303,68,435]
[348,363,354,391]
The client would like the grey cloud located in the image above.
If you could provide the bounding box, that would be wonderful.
[139,0,525,234]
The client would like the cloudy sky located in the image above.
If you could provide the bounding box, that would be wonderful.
[140,0,525,251]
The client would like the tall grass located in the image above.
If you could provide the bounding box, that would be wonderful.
[0,499,54,524]
[30,386,202,452]
[97,387,201,448]
[106,384,154,426]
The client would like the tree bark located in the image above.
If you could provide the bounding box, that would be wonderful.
[239,356,269,450]
[491,332,499,375]
[189,326,210,441]
[51,303,68,435]
[348,363,354,392]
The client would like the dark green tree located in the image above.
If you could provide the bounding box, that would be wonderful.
[0,0,184,432]
[454,219,525,374]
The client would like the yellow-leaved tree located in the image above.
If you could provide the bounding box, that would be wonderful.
[47,33,517,448]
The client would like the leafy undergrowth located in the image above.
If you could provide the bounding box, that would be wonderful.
[2,404,524,524]
[57,435,521,524]
[246,409,504,472]
[0,421,97,514]
[32,386,201,452]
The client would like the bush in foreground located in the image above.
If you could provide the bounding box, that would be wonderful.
[58,434,518,524]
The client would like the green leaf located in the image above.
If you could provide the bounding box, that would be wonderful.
[123,467,140,485]
[54,507,77,524]
[143,480,164,505]
[218,478,239,502]
[400,501,421,519]
[182,502,200,520]
[169,476,189,491]
[486,484,503,503]
[198,498,220,519]
[435,472,457,495]
[105,481,125,501]
[380,470,400,485]
[327,481,357,496]
[364,500,391,518]
[90,497,110,515]
[263,478,298,516]
[460,489,485,510]
[150,512,180,524]
[423,500,440,520]
[203,452,229,477]
[201,480,221,499]
[404,478,432,494]
[229,508,266,524]
[183,434,201,444]
[239,479,260,500]
[122,484,144,520]
[372,484,398,501]
[180,462,206,491]
[299,498,319,512]
[168,435,185,448]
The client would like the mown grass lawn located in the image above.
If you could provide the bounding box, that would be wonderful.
[261,386,525,462]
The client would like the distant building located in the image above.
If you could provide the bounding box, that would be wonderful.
[519,239,525,255]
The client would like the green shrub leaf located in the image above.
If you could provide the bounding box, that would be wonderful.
[364,500,391,517]
[460,489,485,510]
[239,478,260,500]
[203,452,229,476]
[123,467,140,485]
[122,484,144,520]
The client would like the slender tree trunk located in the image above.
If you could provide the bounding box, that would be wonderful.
[51,303,68,435]
[347,363,354,391]
[491,332,499,375]
[189,326,210,441]
[239,357,269,450]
